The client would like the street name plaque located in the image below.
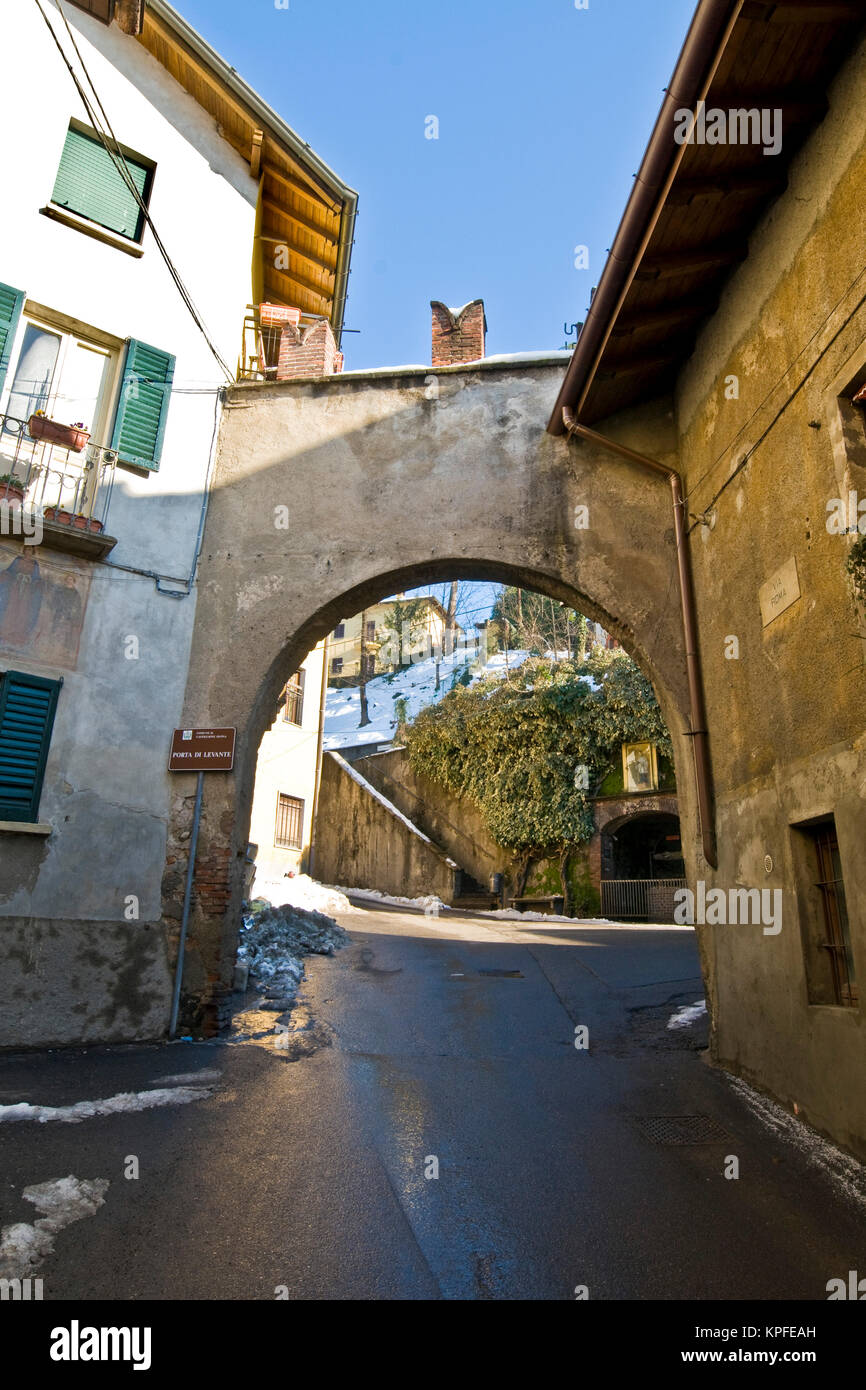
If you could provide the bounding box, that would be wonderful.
[168,727,236,772]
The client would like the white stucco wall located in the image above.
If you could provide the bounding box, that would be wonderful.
[0,0,258,1003]
[248,643,327,888]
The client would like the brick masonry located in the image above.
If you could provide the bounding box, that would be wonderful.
[431,299,486,366]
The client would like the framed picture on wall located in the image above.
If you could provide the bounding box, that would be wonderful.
[622,741,657,793]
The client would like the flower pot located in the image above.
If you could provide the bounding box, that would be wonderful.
[28,416,90,453]
[44,506,73,525]
[0,482,25,506]
[68,514,104,534]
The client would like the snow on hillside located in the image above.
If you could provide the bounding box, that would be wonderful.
[323,647,531,751]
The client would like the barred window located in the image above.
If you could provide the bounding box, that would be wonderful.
[275,793,304,850]
[281,670,305,725]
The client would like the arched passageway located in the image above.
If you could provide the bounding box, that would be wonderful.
[163,361,708,1029]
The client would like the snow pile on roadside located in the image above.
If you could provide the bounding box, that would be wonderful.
[238,901,348,1008]
[666,999,707,1030]
[252,872,358,916]
[334,885,450,913]
[478,907,577,923]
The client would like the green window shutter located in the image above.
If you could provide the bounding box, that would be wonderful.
[51,125,151,240]
[110,339,175,471]
[0,671,61,823]
[0,282,25,397]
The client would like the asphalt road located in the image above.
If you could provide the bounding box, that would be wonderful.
[1,907,864,1301]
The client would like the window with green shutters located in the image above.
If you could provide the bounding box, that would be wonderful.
[51,123,153,242]
[0,282,25,398]
[0,670,61,823]
[110,339,175,471]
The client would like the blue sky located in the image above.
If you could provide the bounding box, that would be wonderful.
[175,0,697,370]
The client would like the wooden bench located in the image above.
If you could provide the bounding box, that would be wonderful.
[508,894,565,916]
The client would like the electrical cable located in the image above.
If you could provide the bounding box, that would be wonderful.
[33,0,233,382]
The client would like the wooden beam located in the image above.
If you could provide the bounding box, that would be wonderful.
[741,1,862,22]
[611,299,718,334]
[268,261,334,304]
[262,173,339,243]
[637,244,748,280]
[706,90,828,122]
[262,276,327,316]
[667,170,787,204]
[597,352,681,381]
[261,163,340,229]
[257,233,336,281]
[250,129,263,179]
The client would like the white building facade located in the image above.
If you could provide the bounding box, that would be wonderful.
[0,0,355,1045]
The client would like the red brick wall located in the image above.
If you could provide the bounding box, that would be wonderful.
[431,299,486,367]
[276,319,343,379]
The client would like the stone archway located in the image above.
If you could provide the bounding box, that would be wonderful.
[164,360,705,1029]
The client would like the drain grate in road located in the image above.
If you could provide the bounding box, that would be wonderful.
[478,968,524,978]
[634,1114,731,1145]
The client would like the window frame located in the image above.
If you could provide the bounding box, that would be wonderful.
[0,669,62,824]
[274,792,304,850]
[49,119,155,247]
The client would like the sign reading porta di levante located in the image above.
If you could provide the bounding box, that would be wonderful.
[168,727,236,772]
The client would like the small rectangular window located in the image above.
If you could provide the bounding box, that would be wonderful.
[282,670,305,725]
[330,657,343,675]
[0,670,61,822]
[275,793,304,850]
[65,0,113,21]
[333,623,345,639]
[51,122,154,242]
[793,816,858,1008]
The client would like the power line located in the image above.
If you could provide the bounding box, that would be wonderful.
[34,0,233,382]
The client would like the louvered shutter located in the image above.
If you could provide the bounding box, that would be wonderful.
[51,125,150,240]
[0,671,61,822]
[110,339,175,471]
[0,282,25,397]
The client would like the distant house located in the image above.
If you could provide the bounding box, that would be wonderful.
[328,596,465,681]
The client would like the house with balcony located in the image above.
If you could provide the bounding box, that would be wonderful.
[0,0,356,1046]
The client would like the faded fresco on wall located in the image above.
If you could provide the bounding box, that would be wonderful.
[0,542,91,669]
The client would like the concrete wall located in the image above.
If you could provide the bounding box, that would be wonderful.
[166,356,698,1032]
[315,752,457,902]
[0,0,258,1044]
[657,29,866,1156]
[353,747,510,892]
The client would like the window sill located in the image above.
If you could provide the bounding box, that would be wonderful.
[39,205,144,258]
[0,820,52,835]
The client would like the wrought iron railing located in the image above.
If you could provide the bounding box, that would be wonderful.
[600,877,688,923]
[0,411,117,534]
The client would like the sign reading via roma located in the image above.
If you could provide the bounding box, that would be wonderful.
[168,727,236,772]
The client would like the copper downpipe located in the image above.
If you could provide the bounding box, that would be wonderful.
[562,409,716,869]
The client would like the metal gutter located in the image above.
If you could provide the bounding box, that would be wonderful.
[547,0,744,434]
[562,409,717,869]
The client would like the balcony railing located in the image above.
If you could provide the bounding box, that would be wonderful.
[0,411,117,535]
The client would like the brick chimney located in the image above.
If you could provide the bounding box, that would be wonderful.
[275,317,343,380]
[431,299,486,367]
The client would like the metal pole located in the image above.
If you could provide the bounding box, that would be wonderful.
[169,770,204,1038]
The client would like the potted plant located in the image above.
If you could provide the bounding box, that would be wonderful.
[44,505,73,525]
[27,410,90,453]
[0,472,25,505]
[72,513,104,534]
